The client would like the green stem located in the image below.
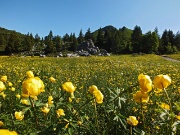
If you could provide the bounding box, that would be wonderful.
[130,126,132,135]
[29,96,38,128]
[73,97,95,117]
[163,88,173,133]
[140,99,146,131]
[94,99,100,135]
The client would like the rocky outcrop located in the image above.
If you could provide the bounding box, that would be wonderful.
[77,39,110,56]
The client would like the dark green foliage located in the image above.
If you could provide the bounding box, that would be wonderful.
[0,25,179,55]
[77,29,84,44]
[0,34,6,50]
[5,32,21,54]
[142,31,159,54]
[95,27,104,49]
[159,30,178,54]
[131,25,143,53]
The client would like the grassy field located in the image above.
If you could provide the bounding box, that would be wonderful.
[0,54,179,135]
[167,54,180,60]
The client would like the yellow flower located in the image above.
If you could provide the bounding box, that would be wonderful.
[20,99,29,105]
[41,106,50,114]
[56,109,65,118]
[0,121,4,127]
[22,77,45,97]
[77,121,82,125]
[15,111,24,120]
[89,85,98,94]
[62,82,76,98]
[127,116,138,126]
[0,92,6,99]
[16,94,21,99]
[160,103,170,110]
[153,75,171,89]
[49,77,56,83]
[138,73,152,93]
[68,97,72,103]
[26,71,34,78]
[89,85,104,104]
[176,115,180,120]
[62,82,76,93]
[1,76,7,82]
[0,81,6,92]
[93,89,104,104]
[8,82,13,87]
[48,96,54,105]
[11,87,15,91]
[0,129,18,135]
[133,91,149,103]
[76,98,81,103]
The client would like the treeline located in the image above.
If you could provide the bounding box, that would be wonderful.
[0,25,180,55]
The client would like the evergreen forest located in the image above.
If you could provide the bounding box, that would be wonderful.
[0,25,180,55]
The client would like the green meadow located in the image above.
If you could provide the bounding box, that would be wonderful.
[0,54,180,135]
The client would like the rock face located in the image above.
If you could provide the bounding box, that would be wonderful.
[77,39,110,56]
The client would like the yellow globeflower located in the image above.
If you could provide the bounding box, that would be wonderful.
[26,71,34,78]
[49,77,56,83]
[11,87,15,92]
[127,116,138,126]
[15,111,24,120]
[41,107,50,114]
[153,75,171,89]
[160,103,170,110]
[133,91,149,103]
[62,82,76,98]
[77,121,82,125]
[89,85,98,94]
[8,82,13,87]
[56,109,65,118]
[0,129,18,135]
[0,92,6,99]
[48,96,54,105]
[62,82,76,93]
[16,94,21,99]
[1,76,7,82]
[93,89,104,104]
[22,77,45,97]
[176,115,180,121]
[20,99,29,105]
[0,121,4,127]
[138,73,152,93]
[0,81,6,92]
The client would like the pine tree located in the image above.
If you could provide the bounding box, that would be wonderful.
[45,31,55,54]
[55,35,62,52]
[5,32,21,54]
[84,28,92,40]
[142,31,159,54]
[131,25,142,53]
[0,34,6,51]
[77,29,84,44]
[174,31,180,51]
[95,27,104,49]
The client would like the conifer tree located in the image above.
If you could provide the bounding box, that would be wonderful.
[131,25,142,53]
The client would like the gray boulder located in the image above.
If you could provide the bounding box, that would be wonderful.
[77,39,110,56]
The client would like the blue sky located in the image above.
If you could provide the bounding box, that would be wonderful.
[1,0,180,38]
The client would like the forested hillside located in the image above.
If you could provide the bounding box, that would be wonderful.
[0,25,180,55]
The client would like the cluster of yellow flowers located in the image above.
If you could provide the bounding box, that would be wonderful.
[133,74,171,104]
[88,85,104,104]
[127,74,172,126]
